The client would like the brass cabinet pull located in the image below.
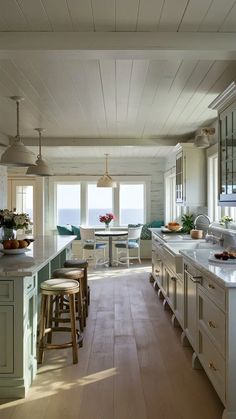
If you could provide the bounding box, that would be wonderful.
[170,276,176,281]
[208,362,217,371]
[155,269,160,273]
[208,320,216,328]
[208,283,215,289]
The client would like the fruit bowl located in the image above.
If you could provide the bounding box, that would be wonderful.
[167,223,182,231]
[0,248,31,255]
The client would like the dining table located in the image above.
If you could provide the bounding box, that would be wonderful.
[95,230,128,267]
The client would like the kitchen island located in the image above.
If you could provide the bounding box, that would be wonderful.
[0,235,75,399]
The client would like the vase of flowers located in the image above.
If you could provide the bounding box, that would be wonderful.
[0,209,32,241]
[99,213,116,230]
[220,215,233,229]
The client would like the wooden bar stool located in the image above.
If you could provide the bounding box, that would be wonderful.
[52,268,85,329]
[38,278,80,364]
[64,259,90,317]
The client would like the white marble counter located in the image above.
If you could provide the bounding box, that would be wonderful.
[150,228,203,243]
[0,235,76,277]
[180,248,236,287]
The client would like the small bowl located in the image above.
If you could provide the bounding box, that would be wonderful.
[167,224,181,231]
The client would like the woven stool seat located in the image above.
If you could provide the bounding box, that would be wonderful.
[52,268,84,280]
[40,278,79,293]
[64,259,88,269]
[52,268,85,331]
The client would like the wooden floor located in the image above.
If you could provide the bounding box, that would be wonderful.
[0,262,224,419]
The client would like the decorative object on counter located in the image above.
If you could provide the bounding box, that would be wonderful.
[1,238,31,250]
[167,222,182,231]
[0,247,31,255]
[99,212,116,230]
[97,153,117,188]
[0,209,32,241]
[220,215,233,229]
[190,229,203,239]
[181,213,194,234]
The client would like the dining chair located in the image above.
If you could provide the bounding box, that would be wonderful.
[114,225,142,267]
[80,226,107,266]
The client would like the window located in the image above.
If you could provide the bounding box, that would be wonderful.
[15,185,33,221]
[119,184,145,225]
[56,184,81,225]
[87,184,112,225]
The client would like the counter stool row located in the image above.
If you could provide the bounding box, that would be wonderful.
[38,259,89,365]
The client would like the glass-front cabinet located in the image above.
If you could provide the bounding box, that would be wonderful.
[219,105,236,204]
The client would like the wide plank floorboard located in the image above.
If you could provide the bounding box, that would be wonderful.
[0,262,224,419]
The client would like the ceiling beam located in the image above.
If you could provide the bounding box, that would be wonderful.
[20,137,183,147]
[1,32,236,60]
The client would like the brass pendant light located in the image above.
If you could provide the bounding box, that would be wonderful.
[0,96,36,167]
[97,153,117,188]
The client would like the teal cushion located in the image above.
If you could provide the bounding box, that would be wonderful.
[115,240,139,249]
[150,220,164,228]
[140,220,164,240]
[71,225,81,240]
[57,225,73,235]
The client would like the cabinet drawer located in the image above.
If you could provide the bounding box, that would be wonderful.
[198,289,225,358]
[0,281,14,302]
[199,277,225,311]
[24,276,35,295]
[198,330,225,404]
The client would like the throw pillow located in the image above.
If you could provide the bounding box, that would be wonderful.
[71,225,81,240]
[57,225,73,235]
[150,220,164,228]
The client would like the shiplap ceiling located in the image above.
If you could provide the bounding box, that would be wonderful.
[1,0,236,159]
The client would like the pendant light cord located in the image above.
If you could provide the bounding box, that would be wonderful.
[38,130,42,159]
[16,100,20,141]
[105,153,109,175]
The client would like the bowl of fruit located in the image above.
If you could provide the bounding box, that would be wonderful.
[167,222,182,231]
[0,239,32,255]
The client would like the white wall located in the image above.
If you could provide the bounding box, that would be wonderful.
[0,166,7,208]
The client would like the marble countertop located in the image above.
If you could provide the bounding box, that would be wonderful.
[150,228,202,243]
[0,235,76,277]
[180,248,236,287]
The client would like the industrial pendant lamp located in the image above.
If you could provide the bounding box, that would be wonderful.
[26,128,53,176]
[194,127,215,149]
[0,96,36,167]
[97,153,117,188]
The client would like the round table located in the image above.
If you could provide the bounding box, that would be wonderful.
[95,230,128,267]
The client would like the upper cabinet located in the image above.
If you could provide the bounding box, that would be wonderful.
[209,81,236,206]
[175,143,206,207]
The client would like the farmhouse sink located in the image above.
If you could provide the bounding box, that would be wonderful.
[162,241,220,273]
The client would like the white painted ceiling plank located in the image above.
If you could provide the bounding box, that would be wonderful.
[219,3,236,32]
[198,0,236,32]
[163,60,214,134]
[99,60,116,124]
[158,0,190,31]
[116,60,133,122]
[116,0,139,31]
[0,0,29,31]
[66,0,94,31]
[137,0,164,31]
[41,0,73,31]
[17,0,51,31]
[91,0,115,31]
[178,0,212,32]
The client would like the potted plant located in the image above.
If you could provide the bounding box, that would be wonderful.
[181,213,194,234]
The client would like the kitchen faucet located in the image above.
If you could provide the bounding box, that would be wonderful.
[194,214,211,230]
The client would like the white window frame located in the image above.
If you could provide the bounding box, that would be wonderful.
[49,176,151,231]
[164,167,176,224]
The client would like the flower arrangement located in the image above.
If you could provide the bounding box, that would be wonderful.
[0,209,32,230]
[99,213,116,226]
[220,215,233,226]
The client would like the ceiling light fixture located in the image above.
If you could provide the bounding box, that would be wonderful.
[26,128,53,176]
[0,96,36,167]
[97,153,117,188]
[194,127,215,149]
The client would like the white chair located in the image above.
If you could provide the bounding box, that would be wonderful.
[114,226,142,267]
[80,226,107,266]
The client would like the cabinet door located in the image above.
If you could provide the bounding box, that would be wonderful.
[152,252,163,288]
[185,267,199,350]
[175,276,184,328]
[0,306,14,373]
[24,287,37,389]
[163,266,176,309]
[219,107,236,204]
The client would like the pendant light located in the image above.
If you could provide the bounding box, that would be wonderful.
[97,153,117,188]
[26,128,53,176]
[0,96,36,167]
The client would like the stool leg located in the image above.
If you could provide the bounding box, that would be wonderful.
[69,294,78,364]
[38,294,47,364]
[84,267,89,316]
[79,278,86,328]
[47,295,53,344]
[54,295,60,327]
